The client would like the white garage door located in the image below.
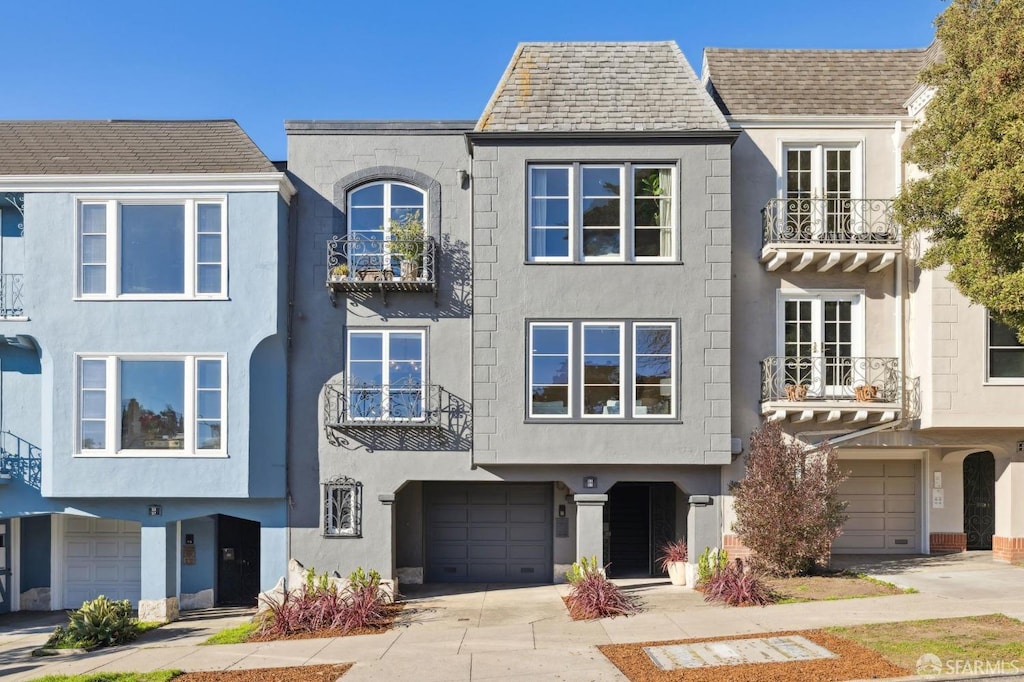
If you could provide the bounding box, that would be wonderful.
[833,460,920,554]
[63,517,141,608]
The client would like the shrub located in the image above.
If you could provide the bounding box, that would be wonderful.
[732,421,849,577]
[696,546,729,589]
[657,539,688,573]
[257,566,393,638]
[564,557,639,620]
[702,558,777,607]
[46,595,139,649]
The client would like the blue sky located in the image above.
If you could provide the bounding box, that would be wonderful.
[8,1,946,160]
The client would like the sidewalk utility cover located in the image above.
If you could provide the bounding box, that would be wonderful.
[644,635,837,670]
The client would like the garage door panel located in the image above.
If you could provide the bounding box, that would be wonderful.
[426,484,551,583]
[124,542,141,558]
[94,541,120,558]
[836,460,920,555]
[886,499,916,513]
[469,526,507,541]
[66,541,91,558]
[509,507,546,523]
[94,519,120,533]
[844,517,885,531]
[430,507,468,524]
[470,507,508,523]
[886,517,917,531]
[470,545,508,560]
[95,565,120,581]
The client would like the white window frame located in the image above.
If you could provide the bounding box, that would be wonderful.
[633,322,677,420]
[581,321,625,419]
[347,181,427,241]
[75,196,228,300]
[323,476,362,538]
[986,312,1024,384]
[528,322,574,419]
[528,320,678,420]
[777,142,864,201]
[527,163,677,263]
[345,328,427,422]
[74,353,227,457]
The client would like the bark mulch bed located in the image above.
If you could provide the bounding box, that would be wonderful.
[176,664,351,681]
[599,629,909,682]
[245,603,404,642]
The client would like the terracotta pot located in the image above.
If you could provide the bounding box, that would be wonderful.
[666,561,687,586]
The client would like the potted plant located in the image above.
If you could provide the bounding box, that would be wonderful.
[388,211,425,281]
[658,539,688,586]
[854,384,879,401]
[784,383,809,400]
[328,264,349,282]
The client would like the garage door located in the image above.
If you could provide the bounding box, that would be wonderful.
[64,517,141,608]
[833,460,920,554]
[425,483,552,583]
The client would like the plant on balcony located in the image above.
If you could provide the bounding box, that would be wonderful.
[387,211,425,281]
[784,383,809,401]
[732,421,849,577]
[329,264,349,282]
[854,384,879,402]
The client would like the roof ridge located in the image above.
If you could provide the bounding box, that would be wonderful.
[704,47,929,54]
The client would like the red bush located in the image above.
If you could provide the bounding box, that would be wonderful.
[702,559,777,607]
[566,573,639,620]
[257,568,392,637]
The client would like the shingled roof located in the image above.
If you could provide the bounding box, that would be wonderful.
[0,120,276,175]
[476,42,729,133]
[703,48,929,117]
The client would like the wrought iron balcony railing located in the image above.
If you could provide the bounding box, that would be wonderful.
[326,236,437,305]
[760,356,901,403]
[0,274,25,318]
[762,198,898,246]
[0,430,41,489]
[324,382,445,428]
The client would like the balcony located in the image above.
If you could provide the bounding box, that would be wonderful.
[761,198,900,273]
[326,236,437,306]
[760,356,902,424]
[0,431,41,489]
[0,274,25,319]
[323,382,447,430]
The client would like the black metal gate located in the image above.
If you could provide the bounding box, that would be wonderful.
[963,451,995,550]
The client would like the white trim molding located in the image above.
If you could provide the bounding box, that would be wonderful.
[0,173,296,202]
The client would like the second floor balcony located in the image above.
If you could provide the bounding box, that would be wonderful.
[323,381,446,430]
[761,198,900,273]
[0,274,25,320]
[760,355,902,425]
[326,236,437,306]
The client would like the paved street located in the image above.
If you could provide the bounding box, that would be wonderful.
[3,553,1024,681]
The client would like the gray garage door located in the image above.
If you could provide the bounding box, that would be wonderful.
[425,483,552,583]
[833,460,920,554]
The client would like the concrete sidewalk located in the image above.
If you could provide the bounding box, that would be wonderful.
[5,554,1024,681]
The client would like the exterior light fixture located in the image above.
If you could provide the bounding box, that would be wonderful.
[583,476,597,489]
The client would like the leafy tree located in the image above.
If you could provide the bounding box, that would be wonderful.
[894,0,1024,336]
[732,421,848,577]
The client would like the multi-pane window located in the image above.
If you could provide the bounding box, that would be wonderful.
[77,355,225,455]
[988,315,1024,381]
[528,321,676,419]
[77,199,226,298]
[782,145,858,241]
[347,181,426,277]
[528,164,675,262]
[346,330,425,420]
[323,476,362,537]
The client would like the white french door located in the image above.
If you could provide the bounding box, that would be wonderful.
[783,145,861,241]
[780,294,863,398]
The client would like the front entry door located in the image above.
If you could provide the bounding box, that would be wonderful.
[0,520,10,613]
[963,452,995,550]
[216,515,260,606]
[782,295,861,399]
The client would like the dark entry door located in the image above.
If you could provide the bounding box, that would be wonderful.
[963,452,995,550]
[607,483,678,578]
[216,515,260,606]
[0,519,9,614]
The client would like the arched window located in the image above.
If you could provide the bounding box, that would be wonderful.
[348,180,425,255]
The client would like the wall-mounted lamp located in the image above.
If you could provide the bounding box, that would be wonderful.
[583,476,597,489]
[148,504,163,517]
[558,504,566,518]
[456,169,471,189]
[688,495,713,507]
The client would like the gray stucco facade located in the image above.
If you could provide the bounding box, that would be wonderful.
[285,42,735,586]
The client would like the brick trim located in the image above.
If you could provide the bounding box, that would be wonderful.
[993,536,1024,563]
[929,532,967,554]
[722,534,752,560]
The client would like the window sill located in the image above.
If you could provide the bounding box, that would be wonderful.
[322,533,362,539]
[74,296,230,302]
[983,379,1024,386]
[74,451,229,459]
[523,260,683,266]
[524,418,682,425]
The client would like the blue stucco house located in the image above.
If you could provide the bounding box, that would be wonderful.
[0,120,293,620]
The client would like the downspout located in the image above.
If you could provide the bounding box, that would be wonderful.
[284,178,299,575]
